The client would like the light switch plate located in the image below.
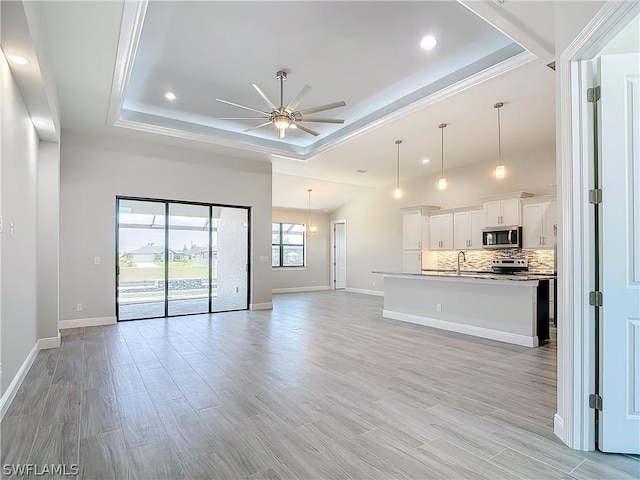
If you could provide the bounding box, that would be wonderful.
[259,255,269,262]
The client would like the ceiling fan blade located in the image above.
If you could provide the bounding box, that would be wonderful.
[244,122,273,132]
[285,84,311,112]
[297,100,346,116]
[216,98,269,116]
[217,117,270,120]
[294,124,320,137]
[252,84,278,111]
[299,117,345,124]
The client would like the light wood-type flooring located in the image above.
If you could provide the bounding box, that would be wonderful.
[2,291,638,479]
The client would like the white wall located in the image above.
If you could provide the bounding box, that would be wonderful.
[332,144,556,293]
[272,207,331,291]
[59,130,273,322]
[37,140,60,340]
[0,52,39,395]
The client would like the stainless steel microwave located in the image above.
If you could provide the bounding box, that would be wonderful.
[482,226,522,249]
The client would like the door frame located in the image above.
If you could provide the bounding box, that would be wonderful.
[330,219,347,290]
[115,195,251,320]
[557,0,638,451]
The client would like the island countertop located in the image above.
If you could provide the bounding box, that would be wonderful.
[372,270,556,283]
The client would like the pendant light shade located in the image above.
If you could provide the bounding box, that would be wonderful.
[438,123,447,190]
[393,140,403,199]
[307,189,317,236]
[494,102,506,179]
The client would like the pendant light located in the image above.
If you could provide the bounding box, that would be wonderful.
[494,102,506,179]
[438,123,447,190]
[393,140,403,199]
[307,189,317,236]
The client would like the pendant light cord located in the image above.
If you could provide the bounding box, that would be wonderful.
[439,123,446,178]
[307,189,311,230]
[396,142,400,189]
[497,106,502,167]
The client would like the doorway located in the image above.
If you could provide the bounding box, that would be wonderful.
[116,197,250,320]
[331,220,346,290]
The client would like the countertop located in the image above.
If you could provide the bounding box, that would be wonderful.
[373,269,556,282]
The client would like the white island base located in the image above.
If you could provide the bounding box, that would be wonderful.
[380,273,550,347]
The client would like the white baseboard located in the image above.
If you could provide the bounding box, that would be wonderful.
[382,310,538,348]
[0,342,39,421]
[59,316,116,329]
[345,288,384,297]
[272,286,331,294]
[554,413,565,444]
[38,334,61,350]
[250,302,273,311]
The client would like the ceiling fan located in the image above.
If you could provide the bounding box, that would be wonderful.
[216,70,346,139]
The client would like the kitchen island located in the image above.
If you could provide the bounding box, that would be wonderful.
[374,270,553,347]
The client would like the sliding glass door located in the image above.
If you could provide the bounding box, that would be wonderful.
[116,197,249,320]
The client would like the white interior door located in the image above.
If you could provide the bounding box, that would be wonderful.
[334,222,346,290]
[599,53,640,454]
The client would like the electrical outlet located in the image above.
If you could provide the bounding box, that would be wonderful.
[312,278,316,284]
[76,303,83,312]
[436,303,442,312]
[94,257,101,265]
[372,280,376,286]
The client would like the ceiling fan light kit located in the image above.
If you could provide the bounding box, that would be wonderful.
[216,70,346,139]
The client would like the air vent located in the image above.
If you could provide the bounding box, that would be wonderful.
[546,61,556,71]
[355,169,367,173]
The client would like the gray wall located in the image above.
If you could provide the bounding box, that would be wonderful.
[332,144,556,293]
[37,141,60,339]
[59,130,273,322]
[1,53,39,394]
[272,207,331,291]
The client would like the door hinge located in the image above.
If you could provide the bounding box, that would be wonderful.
[587,86,601,103]
[589,291,603,307]
[589,189,602,204]
[589,393,603,411]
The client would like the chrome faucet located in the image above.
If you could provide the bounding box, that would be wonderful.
[457,251,466,275]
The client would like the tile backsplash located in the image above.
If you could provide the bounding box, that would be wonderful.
[437,249,555,273]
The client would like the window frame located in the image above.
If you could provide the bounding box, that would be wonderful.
[272,222,306,268]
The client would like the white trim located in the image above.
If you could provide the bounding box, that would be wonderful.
[345,288,384,297]
[38,334,61,350]
[0,343,39,421]
[59,316,116,329]
[557,0,639,451]
[272,286,331,294]
[249,302,273,311]
[383,309,538,348]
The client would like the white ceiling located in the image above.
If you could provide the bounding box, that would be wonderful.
[30,1,557,212]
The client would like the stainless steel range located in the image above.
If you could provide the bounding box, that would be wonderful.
[491,258,528,274]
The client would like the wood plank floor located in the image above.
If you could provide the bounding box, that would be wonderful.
[2,291,638,479]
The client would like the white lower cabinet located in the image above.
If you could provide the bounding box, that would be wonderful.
[403,250,422,274]
[429,214,453,251]
[453,210,483,250]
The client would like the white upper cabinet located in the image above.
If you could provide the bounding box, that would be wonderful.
[429,213,453,251]
[522,200,556,249]
[453,210,483,250]
[484,198,521,227]
[481,192,532,228]
[402,209,423,250]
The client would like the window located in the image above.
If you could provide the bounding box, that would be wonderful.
[272,223,305,267]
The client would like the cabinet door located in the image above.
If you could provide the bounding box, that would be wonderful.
[501,198,521,226]
[522,203,544,249]
[484,201,502,227]
[543,202,556,248]
[440,214,454,250]
[453,212,470,250]
[403,209,422,250]
[429,215,442,250]
[469,210,484,249]
[403,250,422,273]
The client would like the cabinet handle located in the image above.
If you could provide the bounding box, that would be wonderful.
[497,216,500,224]
[539,236,543,246]
[418,241,421,248]
[542,236,545,245]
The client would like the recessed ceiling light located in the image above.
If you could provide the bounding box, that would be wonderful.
[422,158,430,164]
[8,55,31,65]
[420,35,438,51]
[356,169,367,173]
[165,92,177,100]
